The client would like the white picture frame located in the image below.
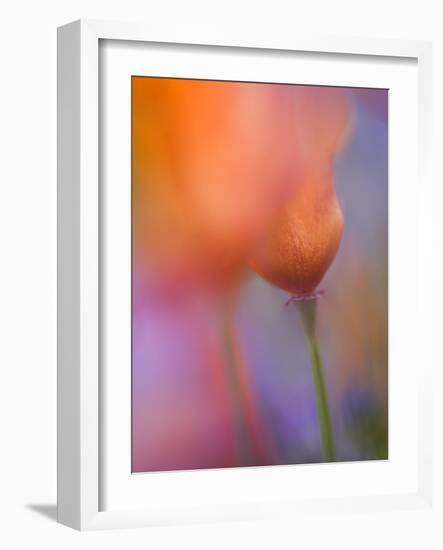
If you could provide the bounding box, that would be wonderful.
[57,19,433,531]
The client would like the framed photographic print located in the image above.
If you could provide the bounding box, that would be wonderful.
[57,19,433,530]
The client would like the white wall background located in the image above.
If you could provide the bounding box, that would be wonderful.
[0,1,441,548]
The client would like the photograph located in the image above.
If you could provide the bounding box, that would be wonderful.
[131,77,389,472]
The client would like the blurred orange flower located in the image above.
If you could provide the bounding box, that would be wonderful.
[132,78,352,297]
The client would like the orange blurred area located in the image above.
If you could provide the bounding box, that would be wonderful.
[132,77,352,299]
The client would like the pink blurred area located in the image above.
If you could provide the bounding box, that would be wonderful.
[132,291,275,471]
[132,296,236,471]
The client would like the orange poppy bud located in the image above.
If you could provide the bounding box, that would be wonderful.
[249,169,344,295]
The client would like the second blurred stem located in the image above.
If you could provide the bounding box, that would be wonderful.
[298,299,336,462]
[219,295,256,466]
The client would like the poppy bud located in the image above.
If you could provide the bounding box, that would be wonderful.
[249,169,344,296]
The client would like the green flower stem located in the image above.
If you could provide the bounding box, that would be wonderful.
[299,300,335,462]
